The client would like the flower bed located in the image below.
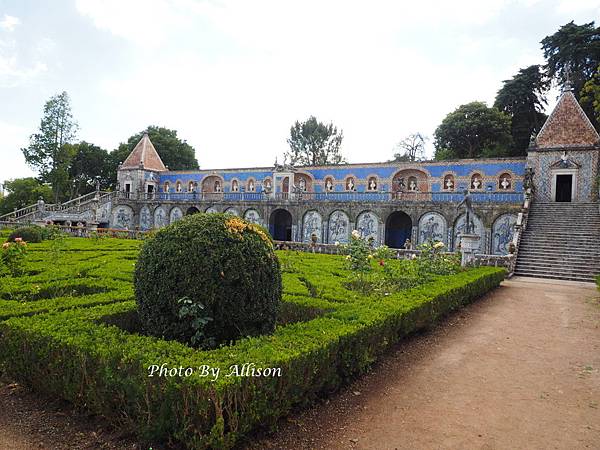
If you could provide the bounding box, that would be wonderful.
[0,237,505,448]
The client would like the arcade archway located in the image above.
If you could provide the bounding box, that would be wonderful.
[385,211,412,249]
[185,206,200,215]
[269,209,293,241]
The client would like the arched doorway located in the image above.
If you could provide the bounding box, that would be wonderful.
[269,209,293,241]
[186,206,200,215]
[385,211,412,249]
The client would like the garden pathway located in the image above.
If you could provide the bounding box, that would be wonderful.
[248,277,600,450]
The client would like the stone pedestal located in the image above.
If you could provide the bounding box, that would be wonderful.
[459,233,480,267]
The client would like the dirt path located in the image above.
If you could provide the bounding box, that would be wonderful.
[1,278,599,449]
[246,277,600,450]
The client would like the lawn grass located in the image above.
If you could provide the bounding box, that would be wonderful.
[0,236,505,449]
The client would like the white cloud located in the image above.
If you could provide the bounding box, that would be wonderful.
[0,122,35,186]
[0,14,20,32]
[0,37,48,88]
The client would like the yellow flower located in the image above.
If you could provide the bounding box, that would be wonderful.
[367,254,373,259]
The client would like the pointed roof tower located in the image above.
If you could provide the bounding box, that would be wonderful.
[120,132,167,171]
[534,85,600,149]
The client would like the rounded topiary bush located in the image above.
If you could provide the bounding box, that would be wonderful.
[134,213,282,346]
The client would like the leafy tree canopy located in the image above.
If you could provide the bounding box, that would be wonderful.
[65,142,114,197]
[21,91,78,203]
[284,116,345,166]
[580,64,600,126]
[494,65,549,155]
[0,178,53,215]
[434,102,513,160]
[110,126,199,174]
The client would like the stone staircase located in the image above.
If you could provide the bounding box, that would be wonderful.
[515,202,600,282]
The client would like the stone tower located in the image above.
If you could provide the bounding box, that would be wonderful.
[117,133,167,199]
[527,84,600,203]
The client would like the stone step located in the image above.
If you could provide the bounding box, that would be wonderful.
[515,261,599,273]
[516,253,600,262]
[513,270,597,283]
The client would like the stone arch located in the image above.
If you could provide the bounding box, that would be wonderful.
[491,213,517,255]
[355,210,379,243]
[111,205,134,229]
[153,206,168,228]
[224,207,239,216]
[452,213,484,251]
[169,206,183,224]
[202,175,224,193]
[328,210,350,244]
[244,208,261,224]
[418,211,447,244]
[302,210,323,242]
[186,206,200,215]
[269,208,293,241]
[139,205,152,230]
[205,206,218,213]
[392,168,428,192]
[385,211,412,248]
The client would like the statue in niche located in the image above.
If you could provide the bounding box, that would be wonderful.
[523,168,534,191]
[214,180,222,192]
[248,180,255,192]
[346,178,355,191]
[299,178,307,191]
[471,177,481,190]
[369,178,377,190]
[325,178,334,191]
[457,189,475,234]
[500,177,510,190]
[445,177,454,190]
[263,179,272,192]
[408,178,418,191]
[232,180,239,192]
[397,178,406,191]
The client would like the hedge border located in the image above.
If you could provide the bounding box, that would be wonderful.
[0,266,505,449]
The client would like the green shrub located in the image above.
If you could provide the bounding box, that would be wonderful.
[134,213,282,346]
[7,226,44,243]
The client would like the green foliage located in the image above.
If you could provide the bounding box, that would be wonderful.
[0,178,53,215]
[21,91,78,203]
[110,125,199,180]
[415,240,460,276]
[65,141,114,196]
[434,102,513,159]
[541,21,600,130]
[284,116,345,166]
[0,236,505,448]
[134,213,282,346]
[1,239,28,277]
[494,65,549,155]
[343,230,372,273]
[580,64,600,127]
[7,226,45,243]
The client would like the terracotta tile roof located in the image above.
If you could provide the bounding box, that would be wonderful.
[535,89,600,149]
[120,133,167,171]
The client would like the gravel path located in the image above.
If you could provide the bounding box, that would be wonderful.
[246,277,600,450]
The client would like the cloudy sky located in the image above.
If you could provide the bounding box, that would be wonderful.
[1,0,599,187]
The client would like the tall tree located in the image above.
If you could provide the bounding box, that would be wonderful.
[434,102,513,160]
[284,116,345,166]
[541,21,600,129]
[65,142,113,198]
[21,91,78,202]
[0,178,53,215]
[580,64,600,126]
[110,126,199,175]
[392,133,428,162]
[494,65,549,155]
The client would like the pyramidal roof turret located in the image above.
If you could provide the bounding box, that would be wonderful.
[534,83,600,149]
[120,132,167,171]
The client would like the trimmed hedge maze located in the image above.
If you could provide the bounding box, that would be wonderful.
[0,237,506,449]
